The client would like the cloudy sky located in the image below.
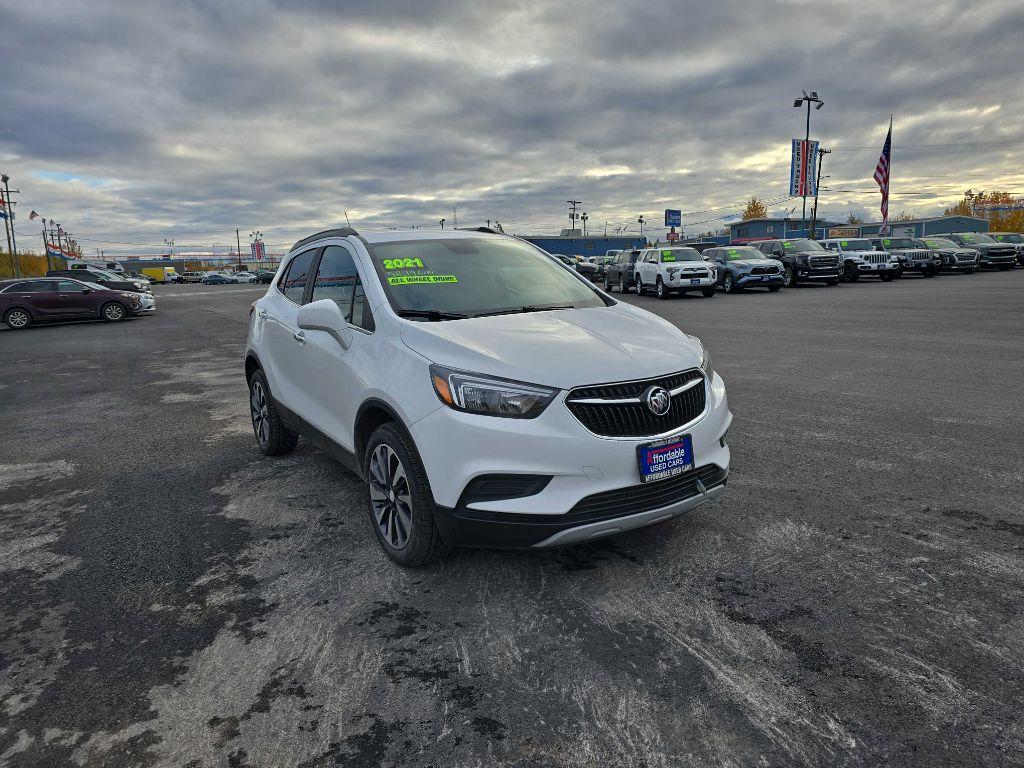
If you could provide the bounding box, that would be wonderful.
[2,0,1023,255]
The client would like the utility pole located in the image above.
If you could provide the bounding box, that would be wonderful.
[581,212,588,236]
[810,146,831,239]
[567,200,582,232]
[637,215,645,241]
[236,229,242,265]
[0,174,12,258]
[793,90,824,235]
[41,222,50,272]
[453,207,457,227]
[439,218,446,229]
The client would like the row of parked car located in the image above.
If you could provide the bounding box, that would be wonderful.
[565,231,1023,298]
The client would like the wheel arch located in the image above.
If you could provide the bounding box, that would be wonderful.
[354,398,409,467]
[3,304,35,321]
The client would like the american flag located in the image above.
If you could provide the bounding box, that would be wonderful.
[874,120,892,235]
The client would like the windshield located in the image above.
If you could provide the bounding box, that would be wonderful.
[780,239,825,253]
[992,233,1023,243]
[660,248,703,262]
[368,237,607,318]
[958,233,994,244]
[724,247,763,261]
[923,238,956,249]
[882,238,916,249]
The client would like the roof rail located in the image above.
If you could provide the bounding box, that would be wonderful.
[457,226,500,234]
[289,227,360,253]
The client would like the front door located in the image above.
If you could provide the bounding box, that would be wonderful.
[295,244,374,451]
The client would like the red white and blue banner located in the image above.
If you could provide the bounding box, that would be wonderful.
[790,139,819,197]
[250,240,266,261]
[46,243,71,260]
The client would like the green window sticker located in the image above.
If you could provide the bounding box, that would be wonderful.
[382,257,426,270]
[661,250,676,262]
[728,248,738,255]
[840,240,849,247]
[387,274,459,286]
[782,241,795,248]
[883,239,892,246]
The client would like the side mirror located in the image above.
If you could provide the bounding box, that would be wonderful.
[297,299,353,350]
[81,288,93,294]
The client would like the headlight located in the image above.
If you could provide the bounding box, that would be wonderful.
[666,267,681,277]
[429,365,557,418]
[700,346,715,383]
[133,282,143,289]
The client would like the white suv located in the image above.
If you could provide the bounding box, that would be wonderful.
[633,247,717,299]
[819,238,900,282]
[245,228,732,566]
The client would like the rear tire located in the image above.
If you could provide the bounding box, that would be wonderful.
[100,301,128,322]
[3,307,31,330]
[365,423,451,567]
[249,370,298,456]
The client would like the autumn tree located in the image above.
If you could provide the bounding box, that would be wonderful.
[742,196,768,220]
[893,211,915,221]
[846,212,863,225]
[944,190,1024,231]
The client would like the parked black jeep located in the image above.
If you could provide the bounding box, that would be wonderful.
[602,249,643,293]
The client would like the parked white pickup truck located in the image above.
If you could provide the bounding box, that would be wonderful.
[633,247,717,299]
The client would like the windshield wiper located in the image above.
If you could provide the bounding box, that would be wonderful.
[474,305,576,318]
[394,309,470,321]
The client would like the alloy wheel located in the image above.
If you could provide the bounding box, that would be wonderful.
[250,380,269,446]
[7,309,29,328]
[723,274,733,293]
[104,303,125,321]
[783,267,794,287]
[368,444,413,550]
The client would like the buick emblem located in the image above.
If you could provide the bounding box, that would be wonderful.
[644,385,671,416]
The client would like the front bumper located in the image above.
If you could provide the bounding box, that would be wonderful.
[736,272,783,286]
[666,273,715,289]
[853,262,899,275]
[797,266,840,281]
[411,373,732,548]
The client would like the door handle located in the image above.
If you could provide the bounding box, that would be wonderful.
[293,331,306,344]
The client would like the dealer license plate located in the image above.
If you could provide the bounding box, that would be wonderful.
[637,434,694,484]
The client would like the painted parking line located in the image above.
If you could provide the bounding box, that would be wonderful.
[157,288,267,298]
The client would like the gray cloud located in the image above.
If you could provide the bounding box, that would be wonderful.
[2,0,1023,254]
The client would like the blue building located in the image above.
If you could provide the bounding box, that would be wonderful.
[519,235,646,256]
[857,215,987,238]
[728,218,843,243]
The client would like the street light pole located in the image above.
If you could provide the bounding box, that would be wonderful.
[810,147,830,239]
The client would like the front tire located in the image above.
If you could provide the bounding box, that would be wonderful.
[701,287,716,298]
[101,301,128,322]
[783,265,795,287]
[603,274,611,291]
[768,285,781,292]
[722,273,735,294]
[881,273,894,282]
[365,423,450,567]
[656,277,669,299]
[843,263,859,282]
[249,371,298,456]
[619,276,628,294]
[634,275,646,296]
[3,307,31,330]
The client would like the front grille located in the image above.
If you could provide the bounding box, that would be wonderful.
[987,248,1015,258]
[809,255,838,268]
[567,464,727,521]
[750,266,779,275]
[864,253,888,264]
[566,370,706,438]
[954,252,976,263]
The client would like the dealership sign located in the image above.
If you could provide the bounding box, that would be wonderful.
[790,139,819,197]
[664,209,681,227]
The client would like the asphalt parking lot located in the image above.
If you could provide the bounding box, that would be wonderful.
[2,273,1022,767]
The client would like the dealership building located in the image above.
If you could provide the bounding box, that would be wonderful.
[728,218,844,243]
[857,215,988,239]
[729,214,988,243]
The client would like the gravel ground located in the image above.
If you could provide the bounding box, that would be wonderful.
[1,272,1022,767]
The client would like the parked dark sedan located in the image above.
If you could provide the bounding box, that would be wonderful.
[201,273,239,285]
[252,269,276,284]
[1,277,142,329]
[46,268,150,293]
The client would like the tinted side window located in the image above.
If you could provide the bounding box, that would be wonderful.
[312,246,359,319]
[279,249,317,304]
[23,281,56,292]
[57,281,83,292]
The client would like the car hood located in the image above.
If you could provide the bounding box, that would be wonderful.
[729,258,780,268]
[399,304,704,390]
